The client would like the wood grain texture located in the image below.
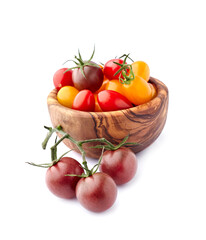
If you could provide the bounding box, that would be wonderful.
[47,77,169,158]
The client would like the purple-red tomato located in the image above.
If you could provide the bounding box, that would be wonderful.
[53,68,73,91]
[103,58,128,80]
[72,63,103,92]
[46,157,84,199]
[97,90,133,111]
[75,172,117,212]
[72,89,95,112]
[100,148,137,185]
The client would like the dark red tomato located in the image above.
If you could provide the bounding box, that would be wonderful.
[46,157,84,199]
[53,68,73,91]
[100,148,137,185]
[76,172,117,212]
[97,90,133,111]
[72,63,103,92]
[72,90,95,112]
[103,59,127,80]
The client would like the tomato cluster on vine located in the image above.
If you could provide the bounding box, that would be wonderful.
[27,126,138,213]
[53,48,157,112]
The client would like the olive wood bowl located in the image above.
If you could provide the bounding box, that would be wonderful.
[47,77,169,158]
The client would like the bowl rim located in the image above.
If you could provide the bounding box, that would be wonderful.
[47,77,168,117]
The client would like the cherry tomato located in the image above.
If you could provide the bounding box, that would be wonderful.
[57,86,79,108]
[100,148,137,185]
[105,79,124,95]
[122,76,152,105]
[46,157,84,199]
[94,93,102,112]
[72,90,95,112]
[53,68,73,91]
[103,59,127,80]
[97,90,133,111]
[131,61,150,82]
[76,172,117,212]
[95,79,109,94]
[72,63,104,92]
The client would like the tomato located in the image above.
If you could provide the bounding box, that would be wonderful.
[100,148,137,185]
[72,63,104,92]
[46,157,84,199]
[105,79,124,95]
[57,86,79,108]
[76,172,117,212]
[97,90,133,111]
[131,61,150,82]
[53,68,73,91]
[95,79,109,93]
[72,90,95,112]
[94,93,102,112]
[103,59,128,80]
[122,76,152,105]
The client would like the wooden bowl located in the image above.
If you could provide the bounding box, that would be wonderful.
[47,77,169,158]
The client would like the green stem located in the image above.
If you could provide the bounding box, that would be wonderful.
[42,126,55,149]
[52,126,90,175]
[42,125,139,174]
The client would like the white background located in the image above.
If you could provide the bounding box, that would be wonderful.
[0,0,206,239]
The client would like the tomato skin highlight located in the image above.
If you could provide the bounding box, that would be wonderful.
[53,68,73,91]
[76,172,117,212]
[97,90,133,111]
[72,64,104,92]
[72,90,95,112]
[46,157,84,199]
[100,148,137,185]
[103,59,127,80]
[57,86,79,108]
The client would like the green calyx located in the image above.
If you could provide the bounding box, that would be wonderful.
[113,53,135,85]
[63,46,100,79]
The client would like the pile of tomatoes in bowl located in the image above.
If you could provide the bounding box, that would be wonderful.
[53,49,156,112]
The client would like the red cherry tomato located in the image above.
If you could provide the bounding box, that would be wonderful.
[46,157,84,199]
[72,89,95,112]
[97,90,133,111]
[100,148,137,185]
[103,59,127,80]
[76,172,117,212]
[53,68,73,91]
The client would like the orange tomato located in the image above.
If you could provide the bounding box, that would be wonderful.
[105,80,124,95]
[57,86,79,108]
[94,93,102,112]
[122,76,152,105]
[131,61,150,82]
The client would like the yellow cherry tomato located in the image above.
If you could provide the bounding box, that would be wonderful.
[131,61,150,82]
[57,86,79,108]
[105,80,124,95]
[122,76,152,105]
